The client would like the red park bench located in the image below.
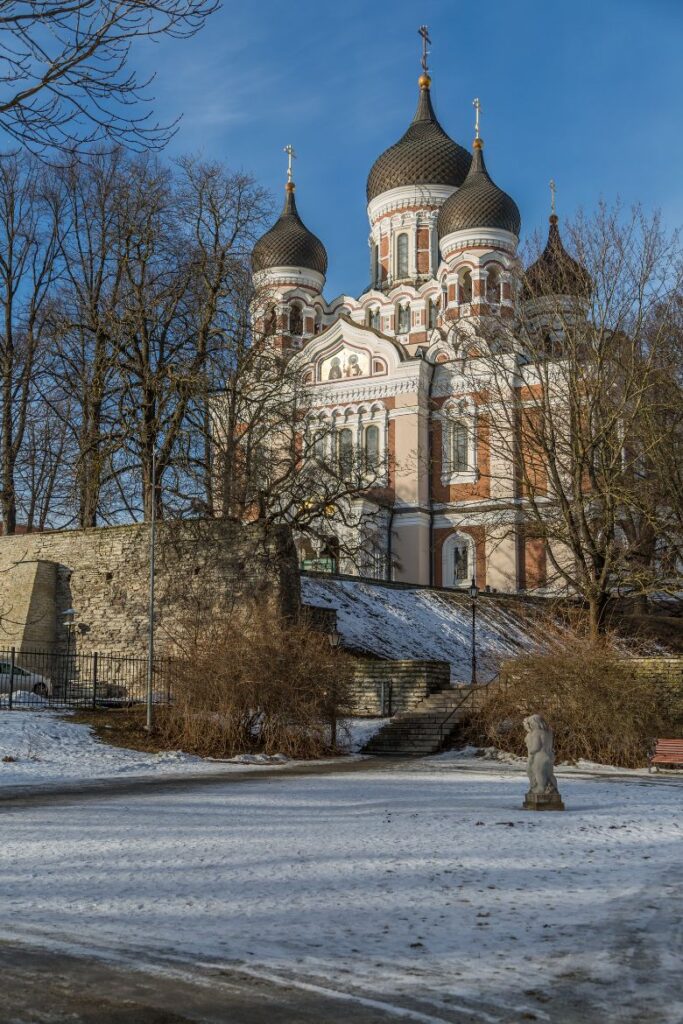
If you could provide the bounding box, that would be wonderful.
[649,739,683,772]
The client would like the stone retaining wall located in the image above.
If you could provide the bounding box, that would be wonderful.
[0,520,299,657]
[349,659,450,717]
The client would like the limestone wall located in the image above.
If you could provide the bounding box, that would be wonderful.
[0,520,300,657]
[349,658,450,716]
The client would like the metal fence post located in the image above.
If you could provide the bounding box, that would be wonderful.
[8,646,15,710]
[92,651,98,709]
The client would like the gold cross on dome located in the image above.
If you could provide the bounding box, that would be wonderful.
[418,25,431,73]
[549,178,557,215]
[473,97,482,139]
[284,144,296,183]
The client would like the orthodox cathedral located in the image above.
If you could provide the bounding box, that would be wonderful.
[250,34,587,593]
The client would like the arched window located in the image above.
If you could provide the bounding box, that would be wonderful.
[367,307,380,331]
[397,303,410,334]
[428,297,438,329]
[314,308,323,334]
[290,303,303,335]
[458,269,472,305]
[396,233,409,279]
[442,531,475,588]
[451,422,469,472]
[486,267,501,305]
[365,424,380,470]
[338,428,354,479]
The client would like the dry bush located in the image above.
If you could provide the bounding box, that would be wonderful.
[467,640,683,768]
[157,604,353,759]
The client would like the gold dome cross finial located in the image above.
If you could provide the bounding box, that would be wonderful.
[418,25,431,74]
[284,143,296,184]
[473,97,482,141]
[549,178,557,215]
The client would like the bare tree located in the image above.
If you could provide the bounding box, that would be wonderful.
[454,203,682,635]
[0,152,60,533]
[0,0,219,152]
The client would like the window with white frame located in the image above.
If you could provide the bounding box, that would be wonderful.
[397,302,410,334]
[364,424,380,471]
[338,428,354,480]
[441,399,477,483]
[428,297,438,329]
[367,306,380,330]
[451,421,469,472]
[441,531,476,588]
[396,233,409,278]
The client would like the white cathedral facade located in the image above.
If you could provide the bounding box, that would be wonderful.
[250,54,587,593]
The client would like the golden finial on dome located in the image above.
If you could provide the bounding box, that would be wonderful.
[418,24,431,87]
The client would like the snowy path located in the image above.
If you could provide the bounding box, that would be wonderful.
[1,760,681,1023]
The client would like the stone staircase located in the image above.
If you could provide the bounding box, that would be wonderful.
[362,685,478,756]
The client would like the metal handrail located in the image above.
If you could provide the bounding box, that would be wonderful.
[437,675,501,747]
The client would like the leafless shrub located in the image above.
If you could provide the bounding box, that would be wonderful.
[158,605,353,759]
[467,639,683,768]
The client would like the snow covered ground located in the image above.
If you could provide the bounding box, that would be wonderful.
[1,756,681,1022]
[0,709,299,786]
[302,576,551,680]
[0,708,386,789]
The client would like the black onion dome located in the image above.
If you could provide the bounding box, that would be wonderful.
[524,215,590,298]
[366,77,471,202]
[252,183,328,276]
[437,140,521,239]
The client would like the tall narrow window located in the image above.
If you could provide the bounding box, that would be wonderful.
[365,424,380,470]
[396,233,409,278]
[459,269,472,304]
[398,303,410,334]
[486,268,500,304]
[428,298,438,329]
[451,422,469,472]
[313,430,325,462]
[290,303,303,335]
[453,543,469,581]
[373,244,380,287]
[368,307,380,330]
[264,306,276,335]
[314,308,323,334]
[338,428,354,479]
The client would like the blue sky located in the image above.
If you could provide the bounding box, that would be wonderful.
[138,0,683,298]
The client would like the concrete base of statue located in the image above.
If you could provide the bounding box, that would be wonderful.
[523,790,565,811]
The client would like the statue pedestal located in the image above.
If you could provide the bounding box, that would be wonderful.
[523,791,565,812]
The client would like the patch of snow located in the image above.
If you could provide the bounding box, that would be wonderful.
[340,716,390,753]
[302,577,551,681]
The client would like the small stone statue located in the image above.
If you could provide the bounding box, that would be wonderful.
[522,714,564,811]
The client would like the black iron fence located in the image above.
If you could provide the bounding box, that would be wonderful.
[0,647,175,709]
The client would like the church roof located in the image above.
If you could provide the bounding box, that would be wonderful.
[366,76,471,203]
[524,215,590,298]
[437,139,520,239]
[252,183,328,276]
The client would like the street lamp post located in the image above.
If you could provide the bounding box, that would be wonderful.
[146,448,158,733]
[328,628,341,748]
[469,577,479,686]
